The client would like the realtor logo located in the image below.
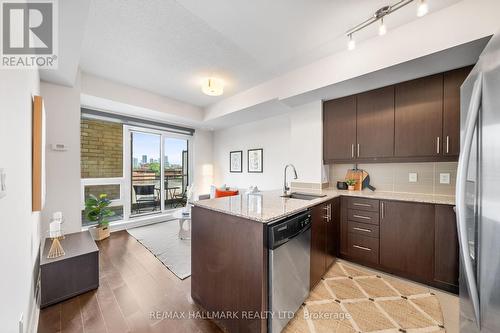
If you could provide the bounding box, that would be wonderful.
[1,0,58,68]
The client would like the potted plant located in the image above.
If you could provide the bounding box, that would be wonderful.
[345,178,357,191]
[84,194,115,241]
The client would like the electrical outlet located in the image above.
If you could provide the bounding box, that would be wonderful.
[440,173,451,184]
[408,172,418,183]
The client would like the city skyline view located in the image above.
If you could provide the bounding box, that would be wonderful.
[132,132,188,168]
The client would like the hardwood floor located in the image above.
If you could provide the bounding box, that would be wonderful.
[38,231,222,333]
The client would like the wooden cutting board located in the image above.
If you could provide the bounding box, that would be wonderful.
[345,169,367,191]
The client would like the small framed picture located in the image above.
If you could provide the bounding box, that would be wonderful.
[229,150,243,173]
[247,148,263,173]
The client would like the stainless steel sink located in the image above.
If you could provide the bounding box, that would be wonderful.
[281,192,327,200]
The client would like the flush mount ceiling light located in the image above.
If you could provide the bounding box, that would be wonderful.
[201,77,224,96]
[346,0,429,50]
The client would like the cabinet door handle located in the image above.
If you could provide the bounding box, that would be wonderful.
[353,214,371,220]
[437,137,440,154]
[353,227,371,233]
[353,202,370,207]
[381,202,384,219]
[446,136,450,154]
[357,144,360,157]
[351,144,354,158]
[324,204,331,222]
[353,245,372,251]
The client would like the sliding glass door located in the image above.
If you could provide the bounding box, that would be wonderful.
[127,126,191,217]
[164,137,188,210]
[130,131,161,217]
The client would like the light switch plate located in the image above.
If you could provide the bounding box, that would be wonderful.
[409,172,418,183]
[51,143,68,151]
[440,173,451,184]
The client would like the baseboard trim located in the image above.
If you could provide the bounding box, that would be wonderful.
[26,279,40,333]
[27,302,39,333]
[81,212,177,234]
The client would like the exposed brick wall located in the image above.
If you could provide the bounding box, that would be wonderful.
[84,184,121,201]
[81,119,123,178]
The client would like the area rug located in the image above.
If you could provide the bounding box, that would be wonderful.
[284,261,445,333]
[127,220,191,279]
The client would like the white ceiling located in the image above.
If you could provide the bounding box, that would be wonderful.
[80,0,462,108]
[39,0,90,86]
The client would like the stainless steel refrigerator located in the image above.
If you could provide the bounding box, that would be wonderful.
[457,33,500,333]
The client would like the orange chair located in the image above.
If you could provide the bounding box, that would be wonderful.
[214,189,239,198]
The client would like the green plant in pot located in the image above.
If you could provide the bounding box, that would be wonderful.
[85,194,115,241]
[345,178,357,191]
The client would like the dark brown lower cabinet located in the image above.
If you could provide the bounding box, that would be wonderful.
[434,205,459,289]
[326,197,340,267]
[339,196,458,293]
[310,198,338,289]
[348,233,380,265]
[379,200,435,282]
[340,197,349,256]
[191,206,268,333]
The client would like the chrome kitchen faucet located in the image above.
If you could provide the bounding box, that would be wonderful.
[283,164,298,196]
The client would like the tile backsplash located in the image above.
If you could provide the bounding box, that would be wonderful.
[329,162,457,196]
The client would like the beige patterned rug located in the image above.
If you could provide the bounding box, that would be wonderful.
[284,261,446,333]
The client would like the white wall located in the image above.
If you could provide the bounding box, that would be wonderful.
[81,73,204,126]
[41,75,83,236]
[289,101,324,184]
[212,101,323,190]
[0,69,41,333]
[192,129,214,197]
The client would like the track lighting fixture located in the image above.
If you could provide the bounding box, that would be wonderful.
[347,34,356,51]
[379,18,387,36]
[346,0,429,50]
[417,0,429,17]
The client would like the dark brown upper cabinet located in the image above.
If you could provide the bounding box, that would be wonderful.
[323,96,356,161]
[356,86,395,159]
[395,74,444,158]
[443,66,473,156]
[323,67,471,163]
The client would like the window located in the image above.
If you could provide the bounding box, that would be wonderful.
[80,111,193,227]
[81,118,124,226]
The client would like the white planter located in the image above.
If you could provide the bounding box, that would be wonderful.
[89,225,110,241]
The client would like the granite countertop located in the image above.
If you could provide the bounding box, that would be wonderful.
[193,188,455,224]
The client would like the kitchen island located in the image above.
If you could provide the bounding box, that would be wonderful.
[191,189,456,333]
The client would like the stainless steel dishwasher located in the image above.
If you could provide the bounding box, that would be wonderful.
[268,210,311,333]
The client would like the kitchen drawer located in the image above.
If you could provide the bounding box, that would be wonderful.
[347,197,379,212]
[348,221,379,238]
[348,233,379,265]
[348,209,379,225]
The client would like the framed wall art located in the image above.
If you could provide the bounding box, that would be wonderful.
[247,148,263,173]
[229,150,243,173]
